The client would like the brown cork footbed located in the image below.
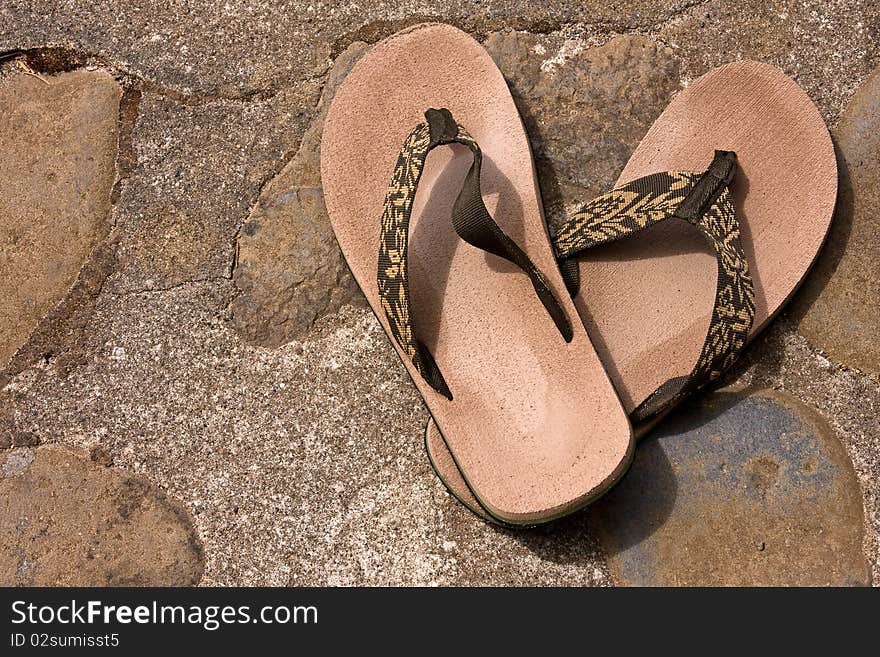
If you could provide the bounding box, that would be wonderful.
[320,23,633,524]
[425,59,837,521]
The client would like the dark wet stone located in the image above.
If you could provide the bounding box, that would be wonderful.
[792,63,880,375]
[592,389,870,586]
[0,445,204,586]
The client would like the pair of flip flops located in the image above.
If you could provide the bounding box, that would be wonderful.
[320,23,837,526]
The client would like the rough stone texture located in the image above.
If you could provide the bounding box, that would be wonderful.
[1,236,119,388]
[792,64,880,375]
[106,81,321,294]
[0,1,878,586]
[486,31,681,227]
[0,285,609,585]
[0,69,119,369]
[657,0,879,124]
[0,445,203,586]
[593,389,870,586]
[0,1,697,98]
[229,44,365,346]
[731,322,880,586]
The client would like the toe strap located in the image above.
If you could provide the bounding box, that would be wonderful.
[552,151,755,421]
[377,108,572,400]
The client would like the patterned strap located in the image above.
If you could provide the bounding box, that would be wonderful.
[377,108,572,400]
[553,151,755,421]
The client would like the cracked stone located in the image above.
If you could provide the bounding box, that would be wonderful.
[106,81,321,294]
[792,63,880,375]
[229,43,366,346]
[0,68,119,370]
[2,2,679,98]
[592,389,870,586]
[1,235,118,387]
[485,31,681,227]
[0,445,204,586]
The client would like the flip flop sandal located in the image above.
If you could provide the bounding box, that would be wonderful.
[320,23,633,525]
[425,60,837,523]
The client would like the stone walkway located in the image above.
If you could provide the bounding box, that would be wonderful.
[1,1,878,586]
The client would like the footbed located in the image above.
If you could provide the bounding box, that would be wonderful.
[320,23,633,524]
[425,59,837,520]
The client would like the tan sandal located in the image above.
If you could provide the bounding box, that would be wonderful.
[321,23,633,525]
[425,60,837,523]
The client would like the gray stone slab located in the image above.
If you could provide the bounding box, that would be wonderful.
[593,389,870,586]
